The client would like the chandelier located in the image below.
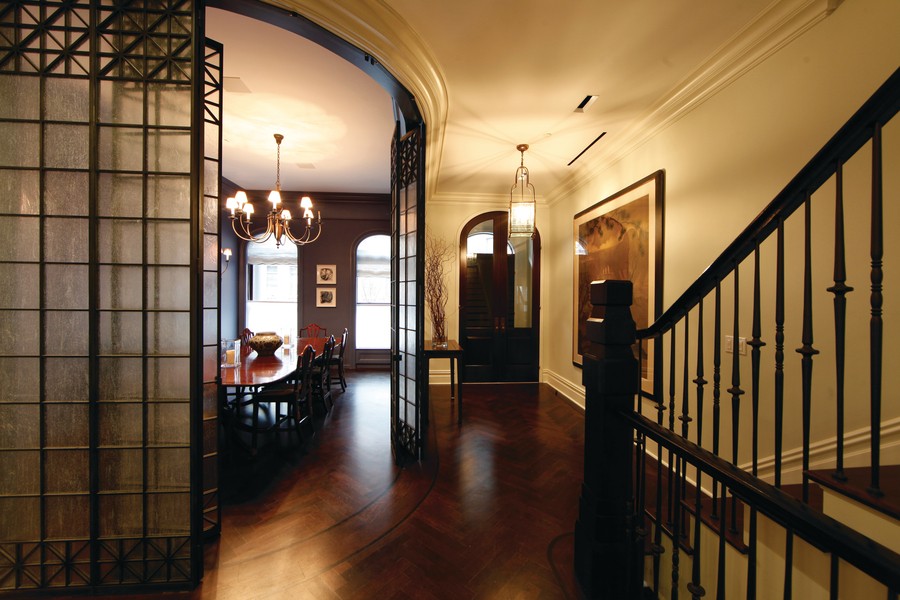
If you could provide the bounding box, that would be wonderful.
[225,133,322,247]
[508,143,536,239]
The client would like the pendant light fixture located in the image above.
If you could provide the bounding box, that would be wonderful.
[508,143,536,239]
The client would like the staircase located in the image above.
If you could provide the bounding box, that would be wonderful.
[575,68,900,599]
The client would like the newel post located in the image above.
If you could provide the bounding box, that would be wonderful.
[574,280,640,599]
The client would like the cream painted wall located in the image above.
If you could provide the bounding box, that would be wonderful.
[426,0,900,479]
[541,0,900,401]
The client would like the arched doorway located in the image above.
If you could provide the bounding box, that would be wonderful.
[459,212,540,382]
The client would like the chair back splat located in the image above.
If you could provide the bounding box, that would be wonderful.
[300,323,326,338]
[330,327,349,391]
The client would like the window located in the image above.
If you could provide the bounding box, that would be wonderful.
[356,234,390,349]
[245,237,297,334]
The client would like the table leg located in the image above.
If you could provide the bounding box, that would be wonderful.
[456,356,463,425]
[450,356,456,401]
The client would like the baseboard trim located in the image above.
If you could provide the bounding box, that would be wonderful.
[542,368,585,410]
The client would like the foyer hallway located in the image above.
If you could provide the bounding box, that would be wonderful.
[206,371,585,599]
[41,372,586,599]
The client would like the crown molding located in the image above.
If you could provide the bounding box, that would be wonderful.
[268,0,449,202]
[548,0,843,205]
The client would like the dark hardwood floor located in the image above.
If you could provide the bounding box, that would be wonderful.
[41,371,587,600]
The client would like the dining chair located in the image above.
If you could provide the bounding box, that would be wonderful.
[310,335,335,413]
[240,327,254,346]
[233,344,316,454]
[329,327,348,392]
[300,323,326,338]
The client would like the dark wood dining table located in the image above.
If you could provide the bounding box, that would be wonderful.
[220,336,338,389]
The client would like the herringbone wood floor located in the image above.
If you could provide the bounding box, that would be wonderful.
[40,371,586,600]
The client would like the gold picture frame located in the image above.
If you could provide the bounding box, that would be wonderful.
[573,171,664,392]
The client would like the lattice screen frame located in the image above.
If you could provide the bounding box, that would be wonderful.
[0,0,205,592]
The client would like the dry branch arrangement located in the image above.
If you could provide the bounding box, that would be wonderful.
[425,230,453,346]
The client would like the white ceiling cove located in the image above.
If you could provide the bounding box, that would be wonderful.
[207,0,829,201]
[206,7,394,194]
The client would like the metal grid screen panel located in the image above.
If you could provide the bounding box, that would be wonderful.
[390,127,423,462]
[0,0,198,592]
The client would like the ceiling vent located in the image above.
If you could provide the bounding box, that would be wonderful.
[574,95,598,113]
[223,77,252,93]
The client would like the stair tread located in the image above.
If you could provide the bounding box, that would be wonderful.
[806,465,900,520]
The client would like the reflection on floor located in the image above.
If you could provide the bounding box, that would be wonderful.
[50,371,586,600]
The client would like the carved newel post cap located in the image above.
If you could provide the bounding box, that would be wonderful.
[590,280,633,306]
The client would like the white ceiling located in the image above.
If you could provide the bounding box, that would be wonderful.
[207,1,784,200]
[206,7,394,194]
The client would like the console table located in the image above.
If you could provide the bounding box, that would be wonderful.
[423,339,464,425]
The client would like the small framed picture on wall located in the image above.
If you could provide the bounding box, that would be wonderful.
[317,287,336,308]
[316,264,336,284]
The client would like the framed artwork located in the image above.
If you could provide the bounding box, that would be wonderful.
[317,287,336,308]
[316,264,336,284]
[572,170,664,392]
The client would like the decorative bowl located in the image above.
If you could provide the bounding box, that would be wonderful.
[248,331,283,356]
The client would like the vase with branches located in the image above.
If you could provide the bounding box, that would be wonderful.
[425,229,453,349]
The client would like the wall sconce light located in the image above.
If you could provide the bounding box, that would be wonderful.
[221,247,232,274]
[509,143,536,239]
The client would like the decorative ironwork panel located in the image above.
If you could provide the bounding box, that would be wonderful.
[391,125,424,461]
[201,38,222,537]
[0,0,198,592]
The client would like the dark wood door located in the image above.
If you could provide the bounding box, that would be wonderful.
[459,212,540,382]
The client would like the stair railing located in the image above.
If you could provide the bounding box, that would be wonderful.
[575,67,900,599]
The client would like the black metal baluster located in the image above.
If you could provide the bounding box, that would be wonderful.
[695,298,707,449]
[750,245,766,477]
[712,283,722,518]
[775,220,786,488]
[652,351,667,595]
[827,162,852,482]
[636,431,648,576]
[747,244,765,600]
[680,316,691,544]
[729,265,744,533]
[667,328,677,530]
[830,554,839,600]
[689,300,706,600]
[784,529,794,600]
[672,455,682,600]
[796,193,819,504]
[715,479,727,600]
[869,121,884,497]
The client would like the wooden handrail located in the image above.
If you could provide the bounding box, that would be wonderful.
[639,67,900,340]
[624,411,900,591]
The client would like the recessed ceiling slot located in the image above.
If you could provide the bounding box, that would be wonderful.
[567,132,606,166]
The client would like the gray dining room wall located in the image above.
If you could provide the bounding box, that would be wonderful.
[296,195,390,368]
[219,183,390,368]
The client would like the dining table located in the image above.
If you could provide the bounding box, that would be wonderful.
[220,336,339,389]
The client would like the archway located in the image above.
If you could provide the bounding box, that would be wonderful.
[459,211,541,382]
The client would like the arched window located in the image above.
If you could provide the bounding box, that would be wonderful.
[356,234,390,349]
[245,237,297,334]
